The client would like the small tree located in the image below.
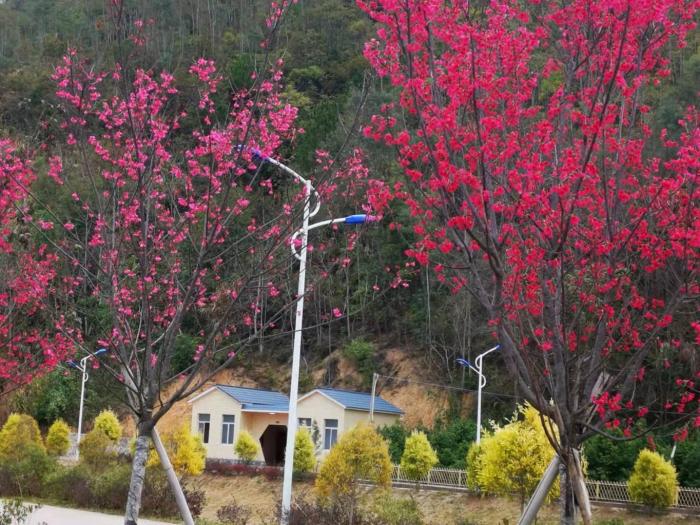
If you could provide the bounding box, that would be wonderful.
[93,410,122,442]
[316,424,392,522]
[79,428,116,469]
[476,405,557,509]
[294,427,316,473]
[400,431,437,487]
[148,425,206,476]
[628,449,678,510]
[234,431,260,464]
[465,442,483,490]
[46,419,71,456]
[0,414,45,459]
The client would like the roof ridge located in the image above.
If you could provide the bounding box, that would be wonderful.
[216,384,286,394]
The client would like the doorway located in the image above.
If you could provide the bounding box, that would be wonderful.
[260,424,287,465]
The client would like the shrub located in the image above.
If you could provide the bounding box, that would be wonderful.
[343,339,376,388]
[674,436,700,487]
[282,496,372,525]
[93,409,122,441]
[583,431,644,481]
[476,405,557,508]
[0,442,54,497]
[217,500,252,525]
[91,463,132,509]
[465,442,483,489]
[378,422,409,463]
[400,430,438,483]
[628,449,678,510]
[316,423,392,500]
[79,428,116,469]
[428,417,476,468]
[235,431,260,463]
[0,499,38,525]
[148,424,206,476]
[294,427,316,473]
[46,419,71,456]
[44,463,94,506]
[370,492,424,525]
[0,413,45,459]
[142,468,205,518]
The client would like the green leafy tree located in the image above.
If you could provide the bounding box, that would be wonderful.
[343,339,377,388]
[583,431,645,481]
[316,424,392,524]
[427,418,476,468]
[46,419,71,456]
[294,427,316,473]
[234,431,260,463]
[400,431,438,484]
[476,405,558,509]
[93,409,122,442]
[0,413,45,459]
[674,436,700,487]
[79,428,116,470]
[628,449,678,510]
[378,422,409,464]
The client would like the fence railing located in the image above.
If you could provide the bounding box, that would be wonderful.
[388,465,700,510]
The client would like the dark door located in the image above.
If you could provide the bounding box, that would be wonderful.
[260,424,287,465]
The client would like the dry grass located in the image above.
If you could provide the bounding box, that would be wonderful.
[193,473,700,525]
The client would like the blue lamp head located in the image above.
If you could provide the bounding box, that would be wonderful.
[344,214,378,225]
[456,358,472,368]
[236,144,267,162]
[95,348,108,356]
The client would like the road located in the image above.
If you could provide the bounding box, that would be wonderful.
[25,504,176,525]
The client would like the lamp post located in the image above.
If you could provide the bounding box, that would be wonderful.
[246,148,375,523]
[70,348,108,458]
[456,344,499,443]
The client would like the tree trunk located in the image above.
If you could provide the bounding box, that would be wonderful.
[559,447,593,525]
[125,428,151,525]
[559,461,577,525]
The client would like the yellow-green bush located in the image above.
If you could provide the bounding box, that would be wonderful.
[628,449,678,510]
[316,423,392,499]
[465,441,483,489]
[293,427,316,473]
[79,428,116,469]
[474,405,557,507]
[234,431,260,463]
[147,425,206,476]
[46,419,71,456]
[93,409,122,441]
[400,430,437,482]
[0,413,45,459]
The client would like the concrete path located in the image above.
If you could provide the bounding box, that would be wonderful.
[25,504,176,525]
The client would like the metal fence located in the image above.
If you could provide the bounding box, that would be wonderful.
[388,465,700,510]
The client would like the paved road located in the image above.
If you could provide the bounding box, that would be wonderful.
[25,504,176,525]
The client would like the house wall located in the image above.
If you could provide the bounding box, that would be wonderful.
[344,409,400,433]
[297,391,346,455]
[241,411,288,462]
[189,388,241,460]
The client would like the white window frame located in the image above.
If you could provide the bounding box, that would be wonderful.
[221,414,235,444]
[324,419,338,450]
[197,413,211,444]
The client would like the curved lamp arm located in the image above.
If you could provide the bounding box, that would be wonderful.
[291,214,377,260]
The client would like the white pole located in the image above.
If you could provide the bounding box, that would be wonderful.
[280,180,311,524]
[76,356,89,459]
[369,373,378,424]
[474,345,499,444]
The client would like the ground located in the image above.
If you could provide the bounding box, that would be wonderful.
[193,473,700,525]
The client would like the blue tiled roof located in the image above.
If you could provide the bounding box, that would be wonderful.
[216,385,289,407]
[241,402,289,413]
[316,388,403,415]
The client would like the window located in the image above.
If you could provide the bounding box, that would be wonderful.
[298,418,311,428]
[197,413,210,444]
[221,415,235,444]
[324,419,338,450]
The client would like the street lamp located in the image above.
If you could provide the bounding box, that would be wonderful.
[68,348,108,459]
[456,344,500,444]
[246,148,375,523]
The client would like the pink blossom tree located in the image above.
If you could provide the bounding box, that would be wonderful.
[360,0,699,522]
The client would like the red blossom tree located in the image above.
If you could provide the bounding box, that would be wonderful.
[359,0,699,522]
[0,140,74,395]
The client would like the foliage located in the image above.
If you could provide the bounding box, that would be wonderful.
[428,418,476,468]
[217,500,252,525]
[400,430,438,482]
[0,442,54,497]
[628,449,678,510]
[79,428,116,470]
[674,436,700,487]
[205,460,282,480]
[9,370,80,426]
[46,418,71,456]
[475,406,558,507]
[93,409,122,442]
[0,499,38,525]
[44,463,94,506]
[378,422,409,464]
[583,432,645,482]
[294,427,316,473]
[0,413,44,459]
[316,424,392,500]
[343,339,376,388]
[369,492,424,525]
[235,431,261,464]
[465,442,483,490]
[282,496,372,525]
[147,425,206,476]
